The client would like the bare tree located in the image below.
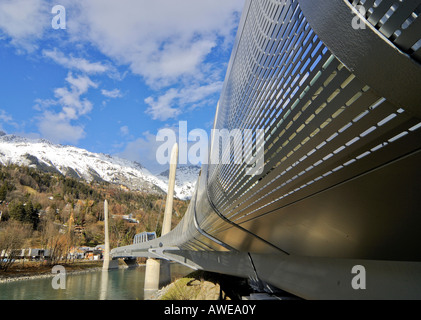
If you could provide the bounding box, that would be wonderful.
[0,221,32,271]
[39,219,70,266]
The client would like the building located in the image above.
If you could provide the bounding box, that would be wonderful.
[1,248,51,261]
[112,213,139,224]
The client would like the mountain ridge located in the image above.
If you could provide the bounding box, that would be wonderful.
[0,133,199,200]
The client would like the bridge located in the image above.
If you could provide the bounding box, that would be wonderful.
[111,0,421,299]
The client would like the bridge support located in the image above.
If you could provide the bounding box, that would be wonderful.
[144,258,161,299]
[123,257,138,268]
[144,143,178,297]
[103,200,118,271]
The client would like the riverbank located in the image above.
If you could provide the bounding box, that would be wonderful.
[0,262,194,300]
[0,260,108,284]
[151,270,252,300]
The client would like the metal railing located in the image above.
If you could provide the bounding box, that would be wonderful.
[133,232,156,245]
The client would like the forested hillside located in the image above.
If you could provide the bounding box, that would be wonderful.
[0,164,188,268]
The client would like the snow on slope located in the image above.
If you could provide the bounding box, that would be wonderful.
[158,165,201,201]
[0,132,199,200]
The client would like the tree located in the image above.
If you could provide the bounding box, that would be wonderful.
[9,200,40,230]
[82,222,103,247]
[9,200,25,222]
[0,184,7,201]
[0,220,32,271]
[0,180,16,201]
[24,200,41,230]
[39,219,70,266]
[110,218,137,247]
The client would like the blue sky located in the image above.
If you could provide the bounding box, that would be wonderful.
[0,0,244,173]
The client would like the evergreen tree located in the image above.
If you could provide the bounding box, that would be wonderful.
[9,201,25,222]
[0,184,7,201]
[9,200,40,230]
[0,181,15,201]
[24,200,40,229]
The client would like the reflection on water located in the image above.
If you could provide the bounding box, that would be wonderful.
[99,270,108,300]
[0,263,193,300]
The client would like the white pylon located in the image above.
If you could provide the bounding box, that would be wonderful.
[103,199,118,270]
[162,142,178,236]
[144,143,178,298]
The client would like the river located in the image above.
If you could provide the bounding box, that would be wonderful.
[0,263,194,300]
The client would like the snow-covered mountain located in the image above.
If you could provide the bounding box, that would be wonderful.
[158,165,201,201]
[0,132,199,200]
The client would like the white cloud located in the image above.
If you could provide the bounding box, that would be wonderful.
[36,73,97,144]
[120,125,129,136]
[0,0,49,51]
[131,38,218,88]
[117,123,211,172]
[144,89,182,121]
[0,109,13,123]
[0,109,18,131]
[145,82,223,121]
[38,112,86,145]
[43,49,110,74]
[1,0,245,149]
[64,73,97,95]
[61,0,244,87]
[52,73,97,119]
[101,89,123,99]
[116,131,168,174]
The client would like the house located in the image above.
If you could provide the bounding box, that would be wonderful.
[79,246,103,260]
[111,213,139,224]
[122,213,139,224]
[0,248,52,261]
[27,249,51,260]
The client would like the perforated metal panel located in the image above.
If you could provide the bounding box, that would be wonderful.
[350,0,421,62]
[110,0,421,299]
[112,0,421,278]
[205,0,421,242]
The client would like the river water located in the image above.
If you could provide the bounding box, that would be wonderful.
[0,263,193,300]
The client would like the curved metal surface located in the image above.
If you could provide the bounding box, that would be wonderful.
[111,0,421,299]
[349,0,421,63]
[298,0,421,117]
